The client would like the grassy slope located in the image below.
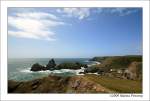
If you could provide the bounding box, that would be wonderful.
[91,56,142,71]
[84,74,142,93]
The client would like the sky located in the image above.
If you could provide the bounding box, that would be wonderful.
[8,7,142,58]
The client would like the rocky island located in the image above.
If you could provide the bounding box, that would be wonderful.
[30,59,88,71]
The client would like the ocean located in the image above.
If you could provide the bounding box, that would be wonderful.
[8,58,98,81]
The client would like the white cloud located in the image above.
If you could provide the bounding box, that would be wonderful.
[8,31,56,41]
[16,12,60,20]
[111,8,126,14]
[57,8,91,20]
[56,8,137,20]
[105,8,137,16]
[8,12,65,41]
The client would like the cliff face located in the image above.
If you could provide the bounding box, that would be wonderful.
[128,61,142,80]
[8,75,113,93]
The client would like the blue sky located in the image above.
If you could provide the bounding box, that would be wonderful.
[8,8,142,58]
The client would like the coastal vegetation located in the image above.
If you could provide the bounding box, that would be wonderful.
[84,74,142,93]
[90,55,142,70]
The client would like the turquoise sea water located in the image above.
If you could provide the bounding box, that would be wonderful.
[8,58,96,81]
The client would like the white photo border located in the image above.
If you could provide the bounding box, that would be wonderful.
[1,1,149,101]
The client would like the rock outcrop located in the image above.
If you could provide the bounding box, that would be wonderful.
[128,61,142,80]
[122,61,142,80]
[46,59,56,70]
[30,59,87,71]
[30,63,46,71]
[30,59,57,71]
[67,76,113,93]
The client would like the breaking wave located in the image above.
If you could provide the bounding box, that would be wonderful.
[20,67,85,76]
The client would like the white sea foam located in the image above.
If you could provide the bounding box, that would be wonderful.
[88,61,101,67]
[20,68,32,73]
[20,68,52,74]
[20,67,85,75]
[95,61,101,65]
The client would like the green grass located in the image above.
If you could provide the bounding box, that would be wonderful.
[90,56,142,71]
[84,74,142,93]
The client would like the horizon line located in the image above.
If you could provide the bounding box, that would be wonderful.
[8,54,142,59]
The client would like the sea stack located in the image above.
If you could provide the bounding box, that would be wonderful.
[46,59,56,70]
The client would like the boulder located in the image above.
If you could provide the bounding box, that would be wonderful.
[46,59,56,70]
[30,63,46,71]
